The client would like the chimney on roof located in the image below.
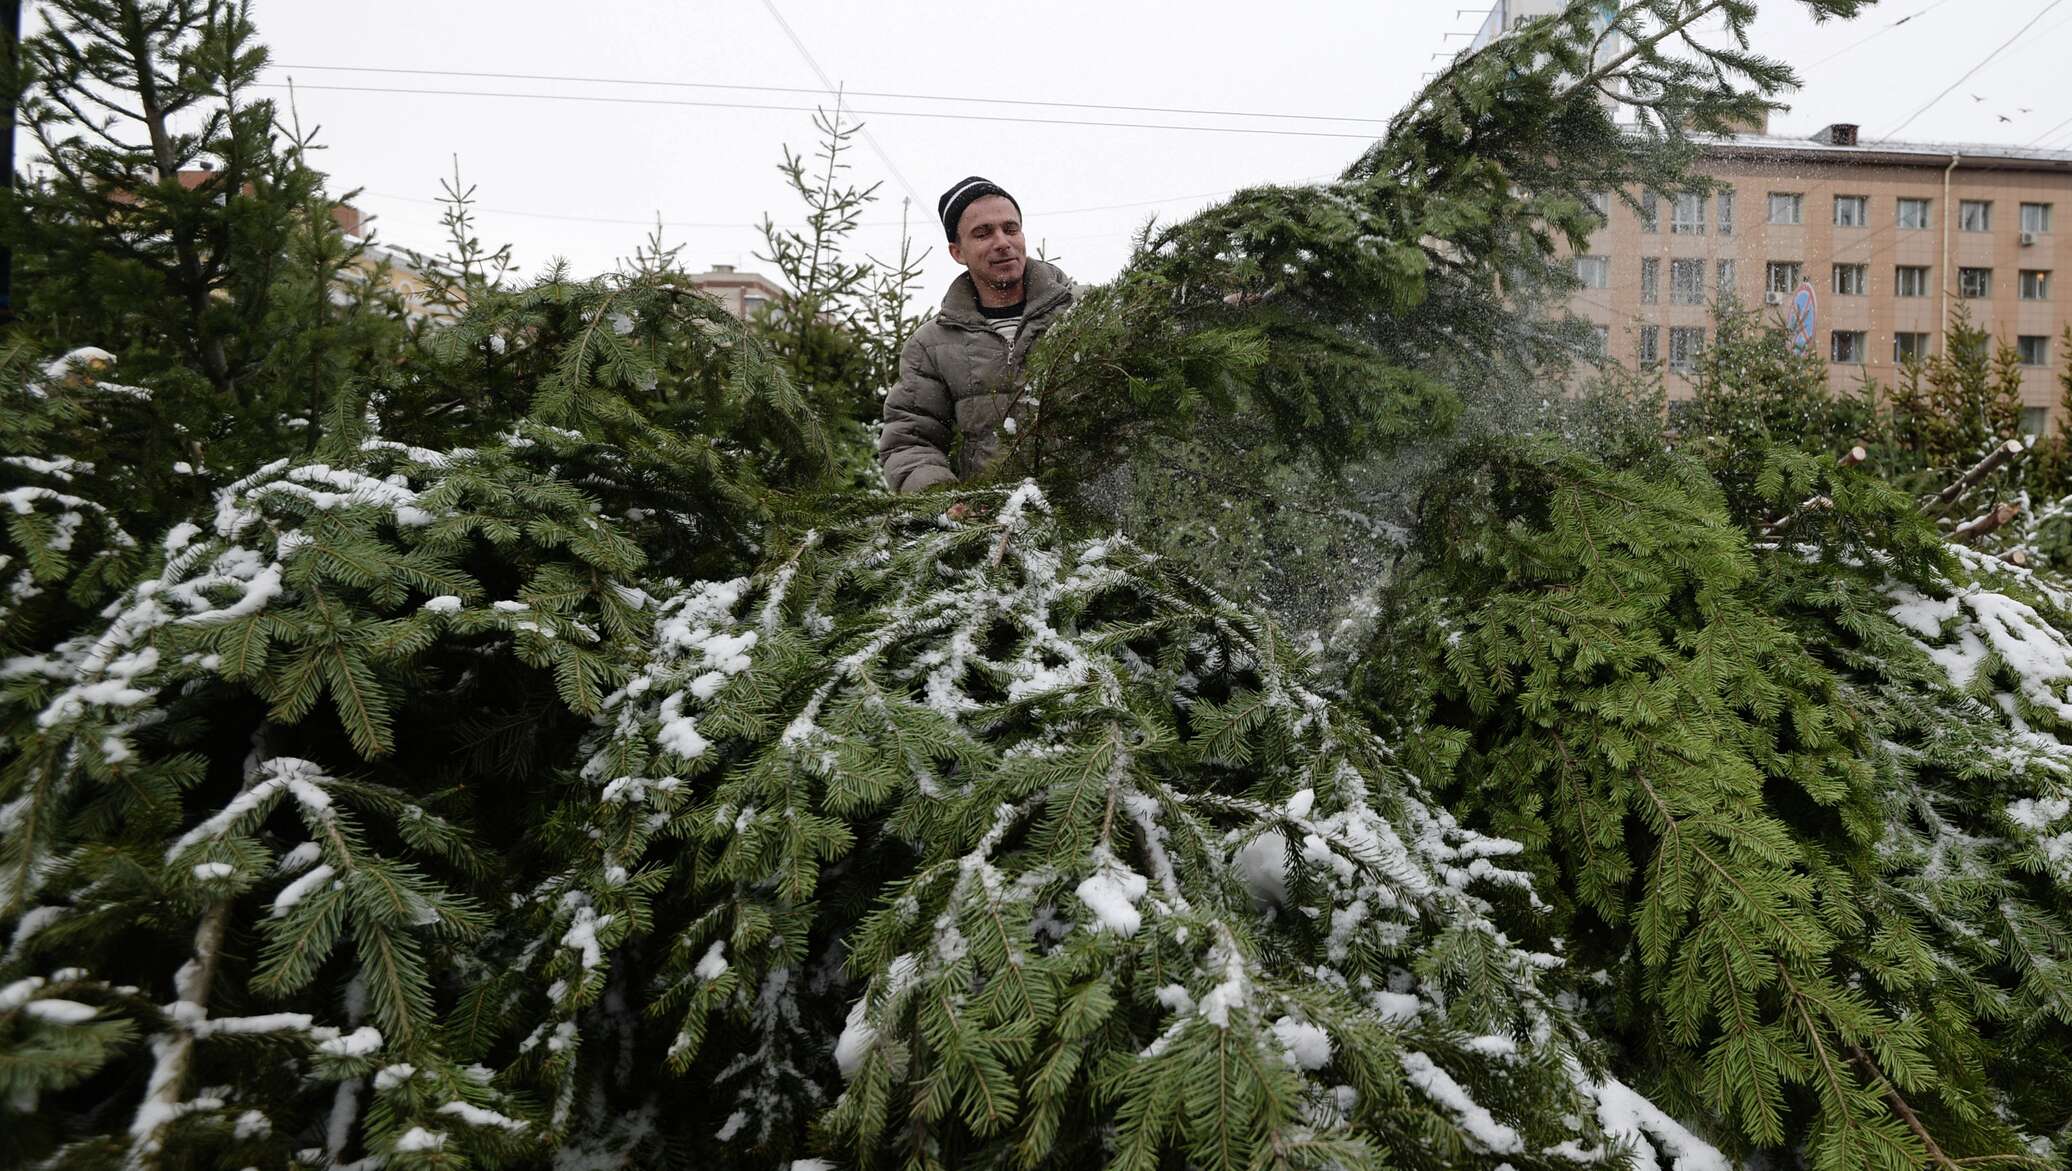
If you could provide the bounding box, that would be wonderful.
[1813,123,1860,146]
[713,264,735,273]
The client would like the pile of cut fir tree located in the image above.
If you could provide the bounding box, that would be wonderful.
[5,2,2072,1170]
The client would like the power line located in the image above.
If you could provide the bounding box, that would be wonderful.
[1802,0,1957,69]
[1876,0,2065,143]
[756,0,920,208]
[352,181,1299,231]
[254,82,1381,141]
[266,63,1391,127]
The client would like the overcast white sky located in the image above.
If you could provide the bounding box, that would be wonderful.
[223,0,2072,290]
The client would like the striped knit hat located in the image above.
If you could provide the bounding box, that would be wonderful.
[938,176,1020,242]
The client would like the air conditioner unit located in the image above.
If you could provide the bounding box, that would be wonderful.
[1764,291,1785,305]
[2021,231,2039,246]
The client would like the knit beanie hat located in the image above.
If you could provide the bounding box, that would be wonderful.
[938,176,1020,242]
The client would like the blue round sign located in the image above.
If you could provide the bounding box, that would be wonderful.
[1790,280,1817,353]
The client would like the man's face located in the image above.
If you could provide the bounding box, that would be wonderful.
[948,195,1026,289]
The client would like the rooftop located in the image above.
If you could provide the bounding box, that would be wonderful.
[1690,128,2072,173]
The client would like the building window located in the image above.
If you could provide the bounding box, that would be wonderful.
[1830,331,1867,364]
[1585,190,1610,222]
[1832,263,1868,295]
[1959,267,1992,298]
[1768,192,1803,225]
[2023,202,2054,234]
[742,295,768,316]
[1639,191,1659,233]
[1574,255,1610,288]
[2023,405,2050,436]
[2019,334,2051,366]
[1766,261,1803,294]
[1640,257,1660,304]
[1895,266,1930,298]
[1897,198,1932,230]
[1833,195,1868,228]
[1671,258,1707,304]
[2022,269,2051,300]
[1671,192,1706,234]
[1637,325,1660,365]
[1717,187,1735,236]
[1894,332,1931,362]
[1716,259,1737,297]
[1960,200,1992,232]
[1668,326,1704,372]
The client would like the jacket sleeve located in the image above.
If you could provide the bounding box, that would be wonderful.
[878,334,959,494]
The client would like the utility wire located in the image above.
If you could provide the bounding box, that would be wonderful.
[758,0,920,206]
[1876,0,2064,142]
[253,83,1381,140]
[353,181,1307,231]
[1802,0,1957,69]
[266,63,1391,127]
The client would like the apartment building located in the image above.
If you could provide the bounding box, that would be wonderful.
[1566,124,2072,431]
[691,264,784,320]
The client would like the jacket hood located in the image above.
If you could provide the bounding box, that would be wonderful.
[935,258,1074,330]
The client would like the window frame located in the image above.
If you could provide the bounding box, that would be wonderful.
[1895,266,1929,298]
[2022,202,2054,234]
[1717,188,1735,236]
[1830,330,1867,364]
[1894,332,1931,363]
[1668,325,1705,373]
[1833,195,1868,228]
[1897,198,1932,230]
[1670,258,1707,305]
[1639,257,1660,304]
[1958,266,1993,298]
[2019,334,2051,366]
[1671,191,1706,235]
[1959,200,1993,232]
[1832,263,1868,296]
[1637,325,1660,365]
[1767,192,1804,226]
[1765,261,1803,295]
[2021,269,2051,301]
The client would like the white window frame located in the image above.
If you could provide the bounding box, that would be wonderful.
[1833,195,1868,228]
[1670,258,1706,305]
[1959,267,1992,298]
[1895,266,1929,298]
[1897,198,1932,230]
[1671,192,1706,235]
[1894,332,1931,363]
[2021,269,2051,301]
[1830,331,1867,364]
[1766,261,1803,294]
[1668,326,1704,373]
[1574,255,1610,289]
[1960,200,1993,232]
[2023,202,2054,234]
[2019,335,2051,366]
[1832,264,1868,296]
[1639,257,1660,304]
[1768,192,1803,225]
[1717,188,1735,236]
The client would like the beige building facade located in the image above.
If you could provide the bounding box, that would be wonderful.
[691,264,785,319]
[1568,126,2072,430]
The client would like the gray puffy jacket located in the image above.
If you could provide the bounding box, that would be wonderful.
[878,259,1074,493]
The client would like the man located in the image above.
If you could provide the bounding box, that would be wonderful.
[878,176,1074,494]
